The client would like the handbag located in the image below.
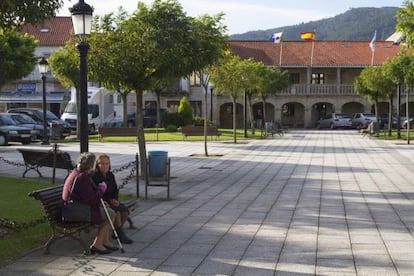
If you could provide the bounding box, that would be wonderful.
[62,176,91,222]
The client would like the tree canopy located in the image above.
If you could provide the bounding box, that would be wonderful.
[0,30,37,88]
[0,0,63,29]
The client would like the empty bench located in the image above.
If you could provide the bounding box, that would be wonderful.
[181,126,221,140]
[29,185,136,254]
[98,127,138,142]
[18,147,74,184]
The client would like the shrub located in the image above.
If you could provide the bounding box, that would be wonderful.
[165,124,178,132]
[178,96,193,126]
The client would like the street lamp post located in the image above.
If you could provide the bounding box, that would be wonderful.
[38,57,49,145]
[397,83,401,139]
[243,88,248,138]
[210,87,213,122]
[70,0,93,153]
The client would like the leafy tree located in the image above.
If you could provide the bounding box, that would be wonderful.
[238,58,262,134]
[396,0,414,49]
[88,9,133,127]
[178,96,193,126]
[354,66,385,123]
[48,40,81,136]
[210,54,245,143]
[257,65,290,126]
[189,14,228,155]
[0,29,37,88]
[111,0,198,175]
[355,67,395,135]
[0,0,63,29]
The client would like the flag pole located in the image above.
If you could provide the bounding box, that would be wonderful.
[279,41,283,66]
[310,39,315,67]
[371,50,375,66]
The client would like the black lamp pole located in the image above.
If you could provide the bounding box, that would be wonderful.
[39,57,49,145]
[210,87,213,121]
[243,88,248,138]
[397,83,401,139]
[78,41,89,153]
[70,0,93,153]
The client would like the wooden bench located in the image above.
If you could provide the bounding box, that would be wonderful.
[28,185,136,255]
[264,122,285,137]
[181,125,221,140]
[18,148,75,184]
[98,127,138,142]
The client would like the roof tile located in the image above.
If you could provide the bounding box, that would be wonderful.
[19,17,73,46]
[229,40,402,67]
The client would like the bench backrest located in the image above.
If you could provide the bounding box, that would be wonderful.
[18,149,74,170]
[181,126,219,135]
[29,185,64,224]
[98,127,138,137]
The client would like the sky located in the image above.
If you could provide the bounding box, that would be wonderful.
[58,0,404,34]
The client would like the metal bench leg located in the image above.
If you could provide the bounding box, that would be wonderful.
[22,165,42,178]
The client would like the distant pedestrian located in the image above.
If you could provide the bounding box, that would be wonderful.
[256,109,263,129]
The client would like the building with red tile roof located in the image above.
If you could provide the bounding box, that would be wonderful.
[226,40,405,128]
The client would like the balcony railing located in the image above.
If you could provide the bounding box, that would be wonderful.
[279,84,356,95]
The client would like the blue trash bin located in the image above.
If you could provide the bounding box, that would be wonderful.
[148,151,168,177]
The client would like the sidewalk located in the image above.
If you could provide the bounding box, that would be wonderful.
[2,130,414,275]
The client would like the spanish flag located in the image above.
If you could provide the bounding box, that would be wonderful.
[301,31,315,41]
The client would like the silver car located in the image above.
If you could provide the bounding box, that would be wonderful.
[317,113,352,129]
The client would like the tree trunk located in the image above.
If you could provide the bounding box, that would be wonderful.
[204,86,209,156]
[122,92,128,127]
[135,90,147,180]
[233,99,237,144]
[247,92,255,134]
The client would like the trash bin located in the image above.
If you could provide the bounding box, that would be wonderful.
[148,151,168,177]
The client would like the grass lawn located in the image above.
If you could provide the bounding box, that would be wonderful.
[0,177,51,266]
[62,127,266,143]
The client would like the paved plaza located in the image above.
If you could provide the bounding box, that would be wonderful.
[1,130,414,275]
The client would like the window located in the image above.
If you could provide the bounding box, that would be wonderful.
[190,101,202,117]
[290,73,300,84]
[167,101,179,112]
[311,73,324,84]
[189,72,201,86]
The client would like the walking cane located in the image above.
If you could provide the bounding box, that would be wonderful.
[100,198,125,253]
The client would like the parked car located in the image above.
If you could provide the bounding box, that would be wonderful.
[7,108,71,139]
[127,108,167,128]
[317,113,352,129]
[351,113,377,129]
[380,114,406,129]
[5,113,46,140]
[0,113,37,145]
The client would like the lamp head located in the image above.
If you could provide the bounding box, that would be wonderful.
[69,0,94,36]
[38,57,49,75]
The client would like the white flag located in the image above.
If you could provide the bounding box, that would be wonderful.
[369,30,377,52]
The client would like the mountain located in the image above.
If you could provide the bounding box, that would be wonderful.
[230,7,398,41]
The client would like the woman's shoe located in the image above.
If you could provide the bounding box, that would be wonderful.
[90,246,112,255]
[104,245,119,251]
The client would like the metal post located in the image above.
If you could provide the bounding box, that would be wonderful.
[243,88,247,138]
[397,83,401,139]
[41,75,49,145]
[210,87,213,121]
[77,41,89,153]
